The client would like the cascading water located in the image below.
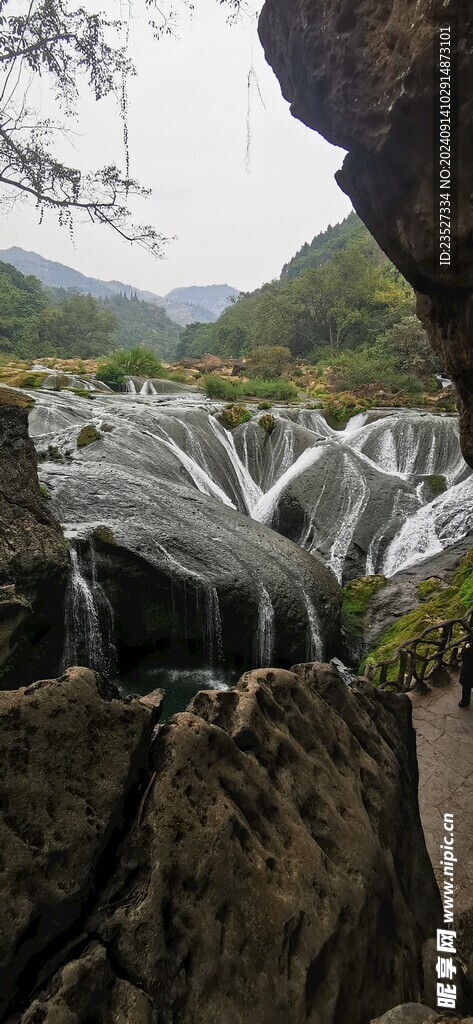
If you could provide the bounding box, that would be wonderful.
[61,541,117,676]
[254,582,275,666]
[30,386,473,682]
[125,378,136,394]
[301,589,324,661]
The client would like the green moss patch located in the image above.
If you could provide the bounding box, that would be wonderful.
[341,575,387,647]
[77,424,102,448]
[416,577,443,602]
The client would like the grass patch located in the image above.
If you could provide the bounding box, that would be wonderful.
[203,375,298,402]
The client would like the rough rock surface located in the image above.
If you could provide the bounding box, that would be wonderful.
[0,402,67,683]
[0,667,154,1018]
[369,1006,439,1024]
[82,664,441,1024]
[258,0,473,466]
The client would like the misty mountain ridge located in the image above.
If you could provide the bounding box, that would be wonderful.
[0,247,240,326]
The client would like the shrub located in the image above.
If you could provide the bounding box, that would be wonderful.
[246,345,293,379]
[96,347,167,389]
[219,404,252,429]
[259,413,276,434]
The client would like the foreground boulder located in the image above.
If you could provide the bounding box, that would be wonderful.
[258,0,473,467]
[2,664,442,1022]
[81,664,440,1024]
[0,667,154,1018]
[0,398,67,685]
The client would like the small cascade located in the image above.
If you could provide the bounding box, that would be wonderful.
[140,380,157,396]
[382,475,473,575]
[61,541,117,676]
[125,378,136,394]
[328,456,369,583]
[203,585,224,667]
[301,589,324,661]
[255,583,275,666]
[252,443,324,525]
[208,416,263,515]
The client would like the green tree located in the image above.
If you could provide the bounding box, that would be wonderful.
[46,294,117,357]
[246,345,293,379]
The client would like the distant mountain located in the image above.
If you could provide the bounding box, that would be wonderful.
[165,285,240,320]
[0,248,239,326]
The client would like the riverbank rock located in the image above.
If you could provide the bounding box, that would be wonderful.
[0,667,154,1019]
[258,0,473,467]
[85,664,441,1024]
[0,401,67,686]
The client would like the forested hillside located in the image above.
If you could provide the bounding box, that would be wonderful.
[176,213,440,391]
[0,262,180,360]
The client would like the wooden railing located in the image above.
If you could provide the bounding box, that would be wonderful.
[365,608,473,692]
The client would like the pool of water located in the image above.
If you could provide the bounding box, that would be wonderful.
[117,658,239,721]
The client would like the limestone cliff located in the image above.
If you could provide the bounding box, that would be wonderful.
[258,0,473,466]
[0,394,68,684]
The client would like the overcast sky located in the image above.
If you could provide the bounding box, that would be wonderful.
[0,0,352,296]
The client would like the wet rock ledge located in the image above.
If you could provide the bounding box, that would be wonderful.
[1,662,441,1024]
[0,397,67,686]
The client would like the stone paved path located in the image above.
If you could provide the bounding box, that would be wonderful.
[409,668,473,914]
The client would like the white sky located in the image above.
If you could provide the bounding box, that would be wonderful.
[0,0,352,295]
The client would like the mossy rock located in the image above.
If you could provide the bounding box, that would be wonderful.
[0,387,34,410]
[77,424,102,448]
[257,401,272,410]
[342,575,387,618]
[70,388,93,399]
[93,525,117,545]
[416,577,443,602]
[219,404,252,430]
[419,473,447,498]
[364,548,473,679]
[259,413,276,435]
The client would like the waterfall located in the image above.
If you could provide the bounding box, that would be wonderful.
[301,589,324,661]
[255,583,275,666]
[328,456,369,583]
[61,541,117,676]
[382,475,473,576]
[203,586,224,667]
[252,443,325,525]
[125,378,136,394]
[140,380,157,396]
[208,416,263,515]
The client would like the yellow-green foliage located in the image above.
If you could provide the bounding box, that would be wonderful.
[259,413,275,435]
[365,549,473,672]
[219,405,252,430]
[93,525,116,545]
[77,424,101,448]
